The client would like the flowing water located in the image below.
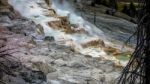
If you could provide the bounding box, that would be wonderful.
[9,0,134,65]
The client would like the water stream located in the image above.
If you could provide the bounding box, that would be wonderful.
[9,0,134,65]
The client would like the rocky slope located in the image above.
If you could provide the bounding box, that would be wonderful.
[0,16,121,84]
[67,0,136,45]
[0,0,134,84]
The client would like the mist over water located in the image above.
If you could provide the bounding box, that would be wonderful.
[52,0,107,39]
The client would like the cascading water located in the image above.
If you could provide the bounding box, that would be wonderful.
[8,0,133,65]
[50,0,111,58]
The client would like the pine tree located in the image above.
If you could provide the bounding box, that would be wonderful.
[122,5,130,15]
[109,0,118,10]
[95,0,101,4]
[129,1,136,17]
[101,0,109,6]
[91,0,96,7]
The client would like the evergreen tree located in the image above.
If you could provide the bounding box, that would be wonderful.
[95,0,101,4]
[109,0,118,10]
[91,0,102,6]
[122,4,130,15]
[129,1,136,17]
[101,0,109,6]
[91,0,96,7]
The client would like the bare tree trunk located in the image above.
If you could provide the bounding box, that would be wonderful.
[145,1,150,83]
[117,0,150,84]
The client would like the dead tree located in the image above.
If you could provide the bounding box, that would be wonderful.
[118,0,150,84]
[0,38,21,84]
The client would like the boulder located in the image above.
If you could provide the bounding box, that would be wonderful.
[36,24,45,35]
[45,9,56,16]
[54,59,68,66]
[97,60,115,72]
[0,0,9,6]
[44,36,55,42]
[0,26,8,32]
[81,39,105,48]
[48,20,62,29]
[2,74,27,84]
[28,37,37,45]
[20,70,46,84]
[32,62,56,75]
[58,16,70,25]
[0,2,21,19]
[68,61,89,69]
[48,16,76,34]
[104,46,121,56]
[74,28,88,34]
[70,24,79,28]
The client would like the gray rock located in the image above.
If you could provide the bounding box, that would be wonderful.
[36,24,44,35]
[2,75,26,84]
[54,59,68,66]
[0,16,11,23]
[44,36,55,42]
[20,70,46,84]
[98,60,115,73]
[32,62,56,75]
[69,61,89,69]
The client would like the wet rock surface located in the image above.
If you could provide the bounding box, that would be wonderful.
[67,0,136,45]
[0,28,121,84]
[0,0,132,84]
